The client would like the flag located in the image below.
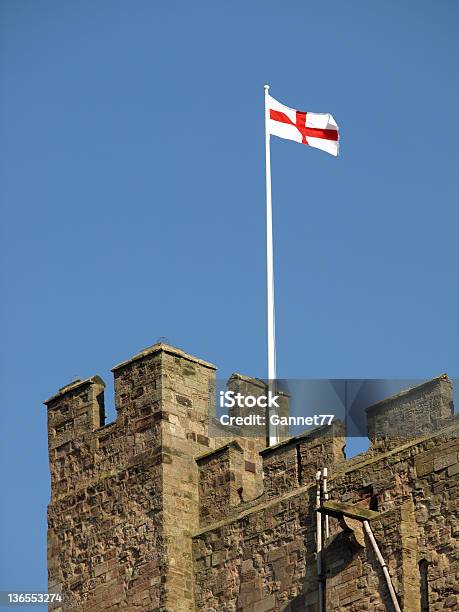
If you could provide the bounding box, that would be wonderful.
[267,94,339,157]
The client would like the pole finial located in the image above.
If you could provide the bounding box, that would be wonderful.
[264,84,270,93]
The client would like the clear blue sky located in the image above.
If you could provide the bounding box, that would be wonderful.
[1,0,458,600]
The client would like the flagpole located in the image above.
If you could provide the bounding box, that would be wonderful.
[264,84,278,446]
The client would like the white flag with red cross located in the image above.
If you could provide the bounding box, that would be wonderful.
[267,94,339,157]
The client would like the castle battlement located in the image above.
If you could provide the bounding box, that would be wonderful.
[44,343,459,612]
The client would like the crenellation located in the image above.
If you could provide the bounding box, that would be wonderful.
[227,374,290,442]
[196,441,245,526]
[260,420,346,500]
[44,343,459,611]
[366,374,454,448]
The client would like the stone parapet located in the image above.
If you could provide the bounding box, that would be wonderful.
[366,374,453,447]
[193,420,459,611]
[196,441,244,526]
[43,346,458,612]
[260,420,345,499]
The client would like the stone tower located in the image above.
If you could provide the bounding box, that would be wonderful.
[45,343,459,611]
[46,343,231,610]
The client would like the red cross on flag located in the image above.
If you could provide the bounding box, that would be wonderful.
[267,94,339,157]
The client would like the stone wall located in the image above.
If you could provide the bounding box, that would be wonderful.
[44,344,459,611]
[45,343,230,611]
[261,421,346,499]
[46,369,165,610]
[196,442,245,526]
[366,375,454,446]
[192,421,459,611]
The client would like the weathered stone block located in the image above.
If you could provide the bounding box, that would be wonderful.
[254,595,276,612]
[366,375,453,445]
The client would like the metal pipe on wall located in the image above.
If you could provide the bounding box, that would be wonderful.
[316,470,323,612]
[322,467,329,539]
[363,520,402,612]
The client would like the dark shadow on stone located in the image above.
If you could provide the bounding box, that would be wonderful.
[323,530,361,579]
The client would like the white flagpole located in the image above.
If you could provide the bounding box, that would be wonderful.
[264,84,278,446]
